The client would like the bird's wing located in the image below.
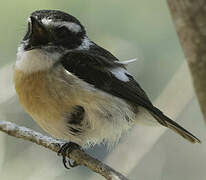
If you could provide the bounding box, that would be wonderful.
[60,50,201,144]
[60,50,154,111]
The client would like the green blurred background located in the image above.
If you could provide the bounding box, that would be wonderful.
[0,0,205,180]
[0,0,184,98]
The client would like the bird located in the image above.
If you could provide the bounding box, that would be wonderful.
[14,10,200,168]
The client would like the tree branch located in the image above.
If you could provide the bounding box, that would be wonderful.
[167,0,206,123]
[0,120,129,180]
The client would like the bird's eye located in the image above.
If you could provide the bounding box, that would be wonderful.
[55,26,69,38]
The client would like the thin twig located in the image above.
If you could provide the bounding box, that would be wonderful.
[0,120,129,180]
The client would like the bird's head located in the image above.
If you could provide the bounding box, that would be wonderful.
[21,10,92,54]
[16,10,94,73]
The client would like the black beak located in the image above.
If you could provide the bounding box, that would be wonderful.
[24,16,49,51]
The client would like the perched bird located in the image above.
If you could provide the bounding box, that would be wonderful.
[14,10,200,168]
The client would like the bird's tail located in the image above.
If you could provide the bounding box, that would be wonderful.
[150,106,201,144]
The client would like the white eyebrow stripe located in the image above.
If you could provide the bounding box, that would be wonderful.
[41,18,53,25]
[41,18,81,33]
[60,22,81,33]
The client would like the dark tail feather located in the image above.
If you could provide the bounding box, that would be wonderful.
[150,107,201,144]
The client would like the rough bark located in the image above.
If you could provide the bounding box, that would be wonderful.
[167,0,206,123]
[0,120,129,180]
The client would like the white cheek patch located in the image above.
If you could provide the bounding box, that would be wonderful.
[109,67,130,82]
[41,18,81,33]
[16,44,55,73]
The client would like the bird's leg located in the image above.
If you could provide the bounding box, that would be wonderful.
[57,142,81,169]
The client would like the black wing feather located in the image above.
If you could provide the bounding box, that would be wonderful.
[60,50,200,143]
[61,50,153,110]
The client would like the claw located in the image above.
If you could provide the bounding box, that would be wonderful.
[57,142,80,169]
[63,156,70,169]
[68,159,78,168]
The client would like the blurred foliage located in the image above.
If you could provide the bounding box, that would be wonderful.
[1,1,204,180]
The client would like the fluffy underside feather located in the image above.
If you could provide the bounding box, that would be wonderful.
[14,46,200,148]
[14,49,140,148]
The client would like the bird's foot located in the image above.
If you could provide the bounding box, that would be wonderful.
[58,142,80,169]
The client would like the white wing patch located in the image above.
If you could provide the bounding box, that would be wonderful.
[110,67,130,82]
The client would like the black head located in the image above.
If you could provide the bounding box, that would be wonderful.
[22,10,87,51]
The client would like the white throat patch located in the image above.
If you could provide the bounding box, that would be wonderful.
[16,44,56,73]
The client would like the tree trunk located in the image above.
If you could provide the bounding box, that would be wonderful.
[167,0,206,123]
